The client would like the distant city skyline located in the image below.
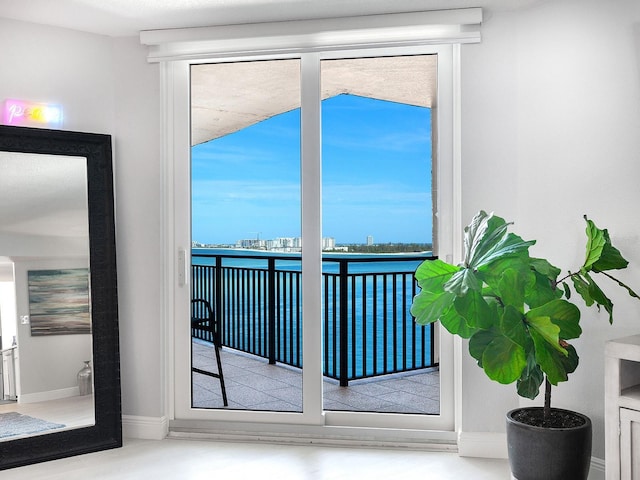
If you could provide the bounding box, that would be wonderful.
[192,232,432,254]
[193,233,378,247]
[191,94,433,245]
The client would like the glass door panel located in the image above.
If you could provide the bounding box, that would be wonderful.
[190,59,302,412]
[320,55,439,414]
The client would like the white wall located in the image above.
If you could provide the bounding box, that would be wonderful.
[2,0,640,461]
[110,37,162,419]
[0,233,88,257]
[461,0,640,459]
[0,20,115,134]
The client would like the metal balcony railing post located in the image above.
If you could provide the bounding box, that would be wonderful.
[268,257,276,365]
[215,256,223,345]
[339,259,349,386]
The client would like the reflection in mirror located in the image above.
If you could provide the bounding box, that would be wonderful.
[0,152,95,441]
[0,125,121,471]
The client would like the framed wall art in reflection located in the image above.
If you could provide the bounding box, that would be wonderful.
[27,268,91,336]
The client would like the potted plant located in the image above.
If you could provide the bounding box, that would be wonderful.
[410,210,639,480]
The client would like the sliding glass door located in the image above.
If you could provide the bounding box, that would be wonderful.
[171,44,456,434]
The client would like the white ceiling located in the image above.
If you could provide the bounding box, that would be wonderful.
[0,152,89,239]
[0,0,544,37]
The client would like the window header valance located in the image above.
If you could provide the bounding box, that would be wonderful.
[140,8,482,62]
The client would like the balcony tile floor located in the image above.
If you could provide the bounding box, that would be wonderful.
[192,340,440,414]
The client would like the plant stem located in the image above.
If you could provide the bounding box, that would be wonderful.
[556,271,578,285]
[543,376,552,427]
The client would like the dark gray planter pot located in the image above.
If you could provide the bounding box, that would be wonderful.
[506,407,592,480]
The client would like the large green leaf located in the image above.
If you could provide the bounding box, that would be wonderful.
[593,238,628,272]
[468,329,495,366]
[412,259,460,325]
[516,353,544,400]
[411,289,456,326]
[475,257,513,299]
[573,271,615,323]
[462,211,490,262]
[526,299,581,340]
[469,328,526,383]
[583,217,629,273]
[445,267,481,296]
[530,328,571,385]
[571,274,594,306]
[526,270,563,308]
[481,335,527,384]
[461,211,535,269]
[463,211,511,268]
[560,343,579,376]
[454,289,493,329]
[440,306,476,338]
[496,267,535,312]
[526,257,563,308]
[414,259,459,292]
[500,304,528,348]
[572,269,639,324]
[474,232,536,272]
[582,218,606,272]
[447,211,535,296]
[525,314,566,355]
[530,257,562,281]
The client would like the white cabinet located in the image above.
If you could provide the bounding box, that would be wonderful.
[605,335,640,479]
[620,408,640,479]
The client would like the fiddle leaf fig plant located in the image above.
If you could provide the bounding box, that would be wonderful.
[411,211,639,419]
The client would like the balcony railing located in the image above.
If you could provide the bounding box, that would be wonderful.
[192,250,437,386]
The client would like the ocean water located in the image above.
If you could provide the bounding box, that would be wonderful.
[192,247,429,270]
[192,248,435,380]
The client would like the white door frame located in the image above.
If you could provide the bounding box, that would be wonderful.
[159,40,464,446]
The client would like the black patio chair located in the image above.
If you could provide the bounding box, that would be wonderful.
[191,298,228,406]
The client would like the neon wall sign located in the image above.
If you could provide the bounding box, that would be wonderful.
[2,99,63,128]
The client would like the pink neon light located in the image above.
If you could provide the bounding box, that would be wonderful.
[3,99,63,127]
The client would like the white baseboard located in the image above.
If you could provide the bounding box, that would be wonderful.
[122,415,168,440]
[457,431,508,458]
[19,386,79,404]
[588,457,605,480]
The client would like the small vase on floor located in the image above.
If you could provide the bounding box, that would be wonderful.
[77,360,92,396]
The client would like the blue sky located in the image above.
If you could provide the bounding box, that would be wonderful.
[191,94,432,245]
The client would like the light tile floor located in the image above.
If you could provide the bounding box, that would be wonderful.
[192,340,440,414]
[0,394,94,441]
[7,437,512,479]
[4,344,512,479]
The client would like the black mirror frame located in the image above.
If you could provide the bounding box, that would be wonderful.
[0,125,121,470]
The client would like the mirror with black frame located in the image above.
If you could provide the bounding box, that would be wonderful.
[0,125,121,470]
